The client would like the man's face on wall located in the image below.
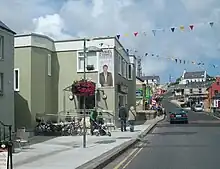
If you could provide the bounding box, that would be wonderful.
[103,66,108,73]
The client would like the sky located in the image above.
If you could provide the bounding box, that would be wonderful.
[1,0,220,82]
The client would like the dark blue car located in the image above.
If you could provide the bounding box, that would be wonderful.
[169,108,188,124]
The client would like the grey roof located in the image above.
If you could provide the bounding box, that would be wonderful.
[183,71,205,79]
[141,75,160,81]
[0,21,16,34]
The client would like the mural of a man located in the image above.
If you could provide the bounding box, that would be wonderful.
[99,64,113,87]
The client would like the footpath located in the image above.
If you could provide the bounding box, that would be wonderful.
[14,116,164,169]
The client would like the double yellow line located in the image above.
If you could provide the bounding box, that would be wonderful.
[113,144,144,169]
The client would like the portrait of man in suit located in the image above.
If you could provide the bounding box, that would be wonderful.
[99,64,113,87]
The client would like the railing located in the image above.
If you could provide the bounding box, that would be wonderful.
[0,121,13,169]
[42,109,116,127]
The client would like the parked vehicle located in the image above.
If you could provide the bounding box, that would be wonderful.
[169,108,188,124]
[193,104,204,112]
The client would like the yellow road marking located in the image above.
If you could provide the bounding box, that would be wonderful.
[113,148,138,169]
[122,147,143,169]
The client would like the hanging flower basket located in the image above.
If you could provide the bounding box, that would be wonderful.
[71,80,96,96]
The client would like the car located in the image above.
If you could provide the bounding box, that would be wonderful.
[193,104,204,112]
[169,108,188,124]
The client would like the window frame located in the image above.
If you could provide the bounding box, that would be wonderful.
[122,59,126,78]
[48,54,52,76]
[77,51,98,72]
[118,55,122,75]
[0,73,3,95]
[0,36,4,60]
[14,68,20,92]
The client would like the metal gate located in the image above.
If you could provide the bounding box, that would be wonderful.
[0,121,13,169]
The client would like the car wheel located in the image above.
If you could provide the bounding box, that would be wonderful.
[185,120,188,124]
[170,121,173,124]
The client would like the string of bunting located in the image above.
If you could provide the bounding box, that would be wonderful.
[115,21,215,39]
[144,52,218,68]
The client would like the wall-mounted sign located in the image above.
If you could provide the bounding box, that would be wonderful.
[136,89,143,97]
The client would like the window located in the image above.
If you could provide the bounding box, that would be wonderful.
[128,64,133,80]
[214,90,218,95]
[217,82,219,85]
[124,62,127,78]
[77,51,97,72]
[14,68,20,91]
[48,54,51,76]
[0,36,3,60]
[118,54,122,74]
[190,89,193,93]
[0,73,3,95]
[199,88,202,93]
[121,59,126,78]
[121,59,124,76]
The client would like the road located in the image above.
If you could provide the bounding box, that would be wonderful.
[104,99,220,169]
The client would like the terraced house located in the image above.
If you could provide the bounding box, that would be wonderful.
[0,21,16,128]
[14,33,136,129]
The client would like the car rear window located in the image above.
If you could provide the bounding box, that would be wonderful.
[195,105,202,108]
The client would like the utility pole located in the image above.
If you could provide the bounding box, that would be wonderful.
[83,38,86,148]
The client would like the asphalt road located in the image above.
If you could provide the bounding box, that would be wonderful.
[105,100,220,169]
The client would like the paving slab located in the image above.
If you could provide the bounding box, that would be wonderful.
[14,116,164,169]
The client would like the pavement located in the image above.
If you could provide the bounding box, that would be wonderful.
[104,98,220,169]
[13,116,164,169]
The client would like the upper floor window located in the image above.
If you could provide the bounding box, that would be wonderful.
[128,64,133,80]
[217,82,219,85]
[0,73,3,95]
[0,36,3,60]
[214,90,218,95]
[118,54,122,75]
[14,68,20,92]
[123,61,128,78]
[190,89,193,93]
[77,51,97,72]
[199,88,202,93]
[48,54,51,76]
[121,59,125,77]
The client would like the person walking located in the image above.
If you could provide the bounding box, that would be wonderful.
[119,104,128,132]
[90,108,98,135]
[128,106,136,132]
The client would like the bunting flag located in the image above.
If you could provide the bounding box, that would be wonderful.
[152,30,156,36]
[115,21,216,38]
[142,51,218,68]
[134,32,138,36]
[180,26,184,31]
[189,25,194,30]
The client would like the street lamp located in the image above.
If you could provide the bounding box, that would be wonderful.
[82,38,103,148]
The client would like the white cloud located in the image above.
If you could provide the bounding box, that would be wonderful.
[1,0,220,81]
[32,14,72,40]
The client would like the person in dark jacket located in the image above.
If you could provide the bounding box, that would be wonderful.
[90,108,98,135]
[119,104,128,132]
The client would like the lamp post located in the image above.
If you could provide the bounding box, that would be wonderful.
[82,38,103,148]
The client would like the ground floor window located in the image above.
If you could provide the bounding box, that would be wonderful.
[78,95,95,114]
